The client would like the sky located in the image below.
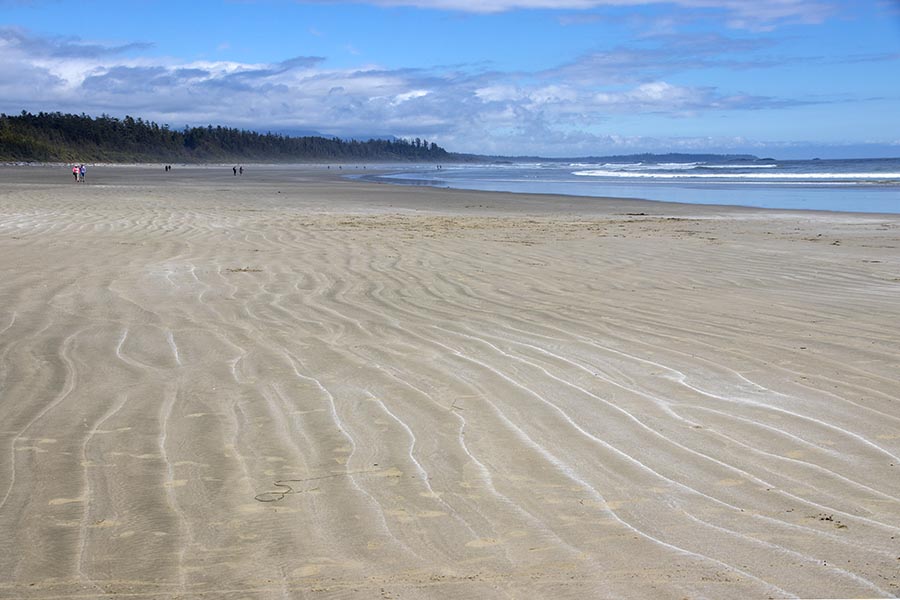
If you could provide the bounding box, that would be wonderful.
[1,0,899,158]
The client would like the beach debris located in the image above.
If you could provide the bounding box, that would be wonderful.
[255,468,384,502]
[226,266,263,273]
[254,482,319,503]
[813,513,848,529]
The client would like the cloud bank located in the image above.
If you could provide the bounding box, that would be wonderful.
[2,24,831,155]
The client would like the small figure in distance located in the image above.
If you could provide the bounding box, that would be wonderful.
[72,165,79,182]
[239,166,243,175]
[79,164,85,182]
[233,166,237,176]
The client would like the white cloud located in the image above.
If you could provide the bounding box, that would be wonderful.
[527,85,579,104]
[308,0,835,28]
[616,81,700,105]
[393,89,430,103]
[475,85,523,102]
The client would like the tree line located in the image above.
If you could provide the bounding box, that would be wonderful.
[0,111,451,163]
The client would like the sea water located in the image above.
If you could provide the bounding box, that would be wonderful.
[374,157,900,214]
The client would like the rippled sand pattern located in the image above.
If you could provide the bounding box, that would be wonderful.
[1,166,898,598]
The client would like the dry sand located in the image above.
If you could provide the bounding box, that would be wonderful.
[0,164,898,599]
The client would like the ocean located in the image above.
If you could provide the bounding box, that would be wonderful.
[372,157,900,214]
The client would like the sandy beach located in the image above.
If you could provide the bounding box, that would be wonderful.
[0,164,898,599]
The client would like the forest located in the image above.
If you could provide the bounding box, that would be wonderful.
[0,111,452,163]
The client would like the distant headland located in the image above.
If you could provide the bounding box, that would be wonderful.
[0,111,452,163]
[1,110,768,165]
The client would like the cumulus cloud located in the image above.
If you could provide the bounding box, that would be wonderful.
[594,81,704,108]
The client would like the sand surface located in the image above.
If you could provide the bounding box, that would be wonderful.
[1,164,899,599]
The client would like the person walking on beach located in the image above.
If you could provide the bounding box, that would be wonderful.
[79,164,85,182]
[233,166,237,176]
[239,166,243,175]
[72,165,79,182]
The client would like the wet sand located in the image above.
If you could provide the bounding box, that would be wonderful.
[1,164,899,598]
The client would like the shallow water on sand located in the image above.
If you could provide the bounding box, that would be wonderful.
[377,158,900,214]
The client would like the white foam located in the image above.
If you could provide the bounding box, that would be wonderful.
[704,164,778,169]
[572,169,900,181]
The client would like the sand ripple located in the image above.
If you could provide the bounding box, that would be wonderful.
[0,166,898,598]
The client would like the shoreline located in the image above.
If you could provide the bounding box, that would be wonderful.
[3,161,898,219]
[363,169,900,217]
[361,170,900,219]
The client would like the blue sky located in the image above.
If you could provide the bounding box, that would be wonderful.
[1,0,899,158]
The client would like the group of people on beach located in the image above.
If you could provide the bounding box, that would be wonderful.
[233,165,243,176]
[71,164,86,182]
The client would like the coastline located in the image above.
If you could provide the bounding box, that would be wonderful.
[5,161,898,217]
[360,161,900,216]
[4,162,746,216]
[362,169,900,219]
[1,164,898,598]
